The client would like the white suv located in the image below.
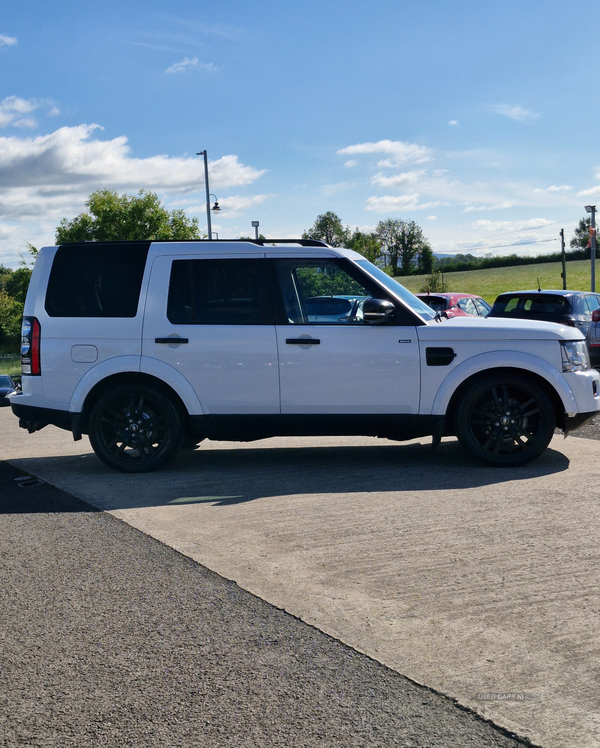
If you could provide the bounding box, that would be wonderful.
[10,239,600,472]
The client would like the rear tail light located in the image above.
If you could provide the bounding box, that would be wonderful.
[21,316,41,375]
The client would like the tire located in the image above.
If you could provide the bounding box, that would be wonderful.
[88,384,184,473]
[454,374,556,466]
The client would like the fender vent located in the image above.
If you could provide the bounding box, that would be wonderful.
[426,347,456,366]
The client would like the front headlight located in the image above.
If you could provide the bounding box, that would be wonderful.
[561,340,590,372]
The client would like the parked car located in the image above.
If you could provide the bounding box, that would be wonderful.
[488,290,600,337]
[416,292,491,318]
[0,374,18,406]
[587,308,600,368]
[10,240,600,472]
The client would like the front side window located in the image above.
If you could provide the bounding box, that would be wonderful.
[167,259,272,325]
[275,259,378,325]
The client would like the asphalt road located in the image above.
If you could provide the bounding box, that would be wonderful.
[0,460,529,748]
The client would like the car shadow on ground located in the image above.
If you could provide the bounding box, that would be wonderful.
[4,437,571,513]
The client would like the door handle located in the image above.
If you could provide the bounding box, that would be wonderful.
[155,337,189,344]
[286,338,320,345]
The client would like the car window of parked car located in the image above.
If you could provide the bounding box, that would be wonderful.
[0,375,13,387]
[474,298,491,316]
[457,298,477,315]
[584,295,600,313]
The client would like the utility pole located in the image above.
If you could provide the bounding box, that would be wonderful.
[560,228,567,290]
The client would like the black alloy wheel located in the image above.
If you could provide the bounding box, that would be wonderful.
[89,384,183,473]
[455,374,556,466]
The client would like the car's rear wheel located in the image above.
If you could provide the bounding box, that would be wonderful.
[89,384,183,473]
[455,374,556,466]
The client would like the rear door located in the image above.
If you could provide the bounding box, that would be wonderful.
[142,254,279,415]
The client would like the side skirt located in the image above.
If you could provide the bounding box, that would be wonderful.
[190,414,438,443]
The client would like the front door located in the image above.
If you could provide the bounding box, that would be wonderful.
[273,257,421,415]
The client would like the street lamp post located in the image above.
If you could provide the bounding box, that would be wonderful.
[197,150,212,240]
[251,220,259,240]
[585,205,597,292]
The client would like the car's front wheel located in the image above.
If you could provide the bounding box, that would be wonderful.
[89,383,184,473]
[455,374,556,466]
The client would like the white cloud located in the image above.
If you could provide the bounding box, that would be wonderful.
[0,125,265,193]
[463,201,515,212]
[370,170,424,187]
[533,184,572,193]
[165,57,216,74]
[343,160,356,168]
[448,120,458,126]
[472,218,555,233]
[577,185,600,197]
[0,34,17,48]
[0,97,39,129]
[426,215,437,220]
[337,139,432,167]
[366,194,420,212]
[215,194,270,217]
[487,104,540,122]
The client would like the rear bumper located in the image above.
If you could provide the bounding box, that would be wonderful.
[10,400,80,437]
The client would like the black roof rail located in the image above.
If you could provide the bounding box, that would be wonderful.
[235,238,330,247]
[58,238,331,248]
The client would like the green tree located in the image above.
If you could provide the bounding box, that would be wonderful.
[375,219,432,276]
[56,189,202,244]
[3,267,32,304]
[0,291,23,347]
[303,212,350,247]
[570,216,597,257]
[347,230,382,264]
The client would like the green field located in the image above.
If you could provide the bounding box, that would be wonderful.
[0,357,20,377]
[397,259,597,305]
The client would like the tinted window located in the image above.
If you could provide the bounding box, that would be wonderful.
[0,375,13,387]
[418,296,448,312]
[45,243,149,318]
[167,259,272,325]
[491,294,572,317]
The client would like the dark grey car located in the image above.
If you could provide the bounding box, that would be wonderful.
[0,375,18,406]
[488,290,600,336]
[489,289,600,368]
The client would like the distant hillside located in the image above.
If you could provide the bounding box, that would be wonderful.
[397,259,597,305]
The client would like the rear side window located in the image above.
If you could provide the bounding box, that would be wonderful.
[491,294,572,316]
[45,243,149,317]
[167,259,272,325]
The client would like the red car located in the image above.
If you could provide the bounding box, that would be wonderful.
[415,292,491,318]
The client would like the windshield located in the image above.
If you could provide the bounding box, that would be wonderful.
[354,260,436,321]
[0,375,13,387]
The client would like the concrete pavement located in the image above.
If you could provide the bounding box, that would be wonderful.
[2,407,600,746]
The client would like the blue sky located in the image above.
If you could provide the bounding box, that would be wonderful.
[1,0,599,267]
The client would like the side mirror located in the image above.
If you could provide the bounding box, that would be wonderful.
[592,309,600,323]
[363,298,396,324]
[444,310,456,319]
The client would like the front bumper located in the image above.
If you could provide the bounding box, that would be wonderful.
[564,410,598,433]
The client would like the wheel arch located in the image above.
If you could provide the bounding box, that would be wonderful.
[79,372,192,437]
[443,366,566,435]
